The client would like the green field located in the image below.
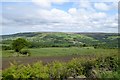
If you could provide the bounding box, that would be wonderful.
[2,47,118,57]
[2,47,119,79]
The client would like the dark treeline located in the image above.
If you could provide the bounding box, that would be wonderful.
[2,40,118,50]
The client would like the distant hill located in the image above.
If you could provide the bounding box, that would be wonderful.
[1,32,119,48]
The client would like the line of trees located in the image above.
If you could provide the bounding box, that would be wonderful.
[2,37,118,51]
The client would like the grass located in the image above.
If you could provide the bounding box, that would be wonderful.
[2,47,118,57]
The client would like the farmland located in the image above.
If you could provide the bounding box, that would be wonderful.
[2,47,118,57]
[2,47,118,70]
[1,32,120,79]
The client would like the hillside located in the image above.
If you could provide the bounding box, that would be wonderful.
[1,32,119,48]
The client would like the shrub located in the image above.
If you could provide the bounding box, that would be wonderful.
[66,58,84,78]
[95,56,118,71]
[48,61,66,79]
[2,45,12,50]
[97,71,120,79]
[12,38,28,52]
[20,50,31,56]
[31,61,49,79]
[2,56,119,79]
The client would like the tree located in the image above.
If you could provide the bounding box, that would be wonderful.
[2,45,12,50]
[83,44,87,47]
[12,38,28,52]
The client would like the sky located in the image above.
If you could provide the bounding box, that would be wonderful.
[1,0,119,35]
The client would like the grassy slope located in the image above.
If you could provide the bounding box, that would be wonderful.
[1,32,119,48]
[1,32,118,42]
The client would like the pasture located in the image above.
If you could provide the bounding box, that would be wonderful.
[2,47,118,57]
[1,47,118,70]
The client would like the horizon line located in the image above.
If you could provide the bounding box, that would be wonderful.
[1,31,119,36]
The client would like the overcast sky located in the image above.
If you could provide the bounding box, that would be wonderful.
[1,0,119,35]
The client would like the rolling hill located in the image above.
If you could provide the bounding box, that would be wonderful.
[1,32,119,48]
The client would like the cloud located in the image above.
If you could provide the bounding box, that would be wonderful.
[2,1,118,34]
[32,0,51,9]
[36,8,72,24]
[78,0,92,9]
[90,12,107,19]
[51,0,67,4]
[111,2,118,10]
[94,3,111,11]
[68,8,77,14]
[32,0,66,9]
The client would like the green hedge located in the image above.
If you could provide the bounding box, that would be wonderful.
[2,55,119,79]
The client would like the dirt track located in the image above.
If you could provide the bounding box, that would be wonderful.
[2,55,95,70]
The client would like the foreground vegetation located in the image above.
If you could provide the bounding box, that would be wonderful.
[2,55,119,79]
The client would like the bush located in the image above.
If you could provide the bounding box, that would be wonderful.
[20,50,31,56]
[97,71,120,79]
[2,56,119,79]
[95,56,118,71]
[12,38,28,52]
[48,61,66,79]
[2,45,12,50]
[66,58,84,78]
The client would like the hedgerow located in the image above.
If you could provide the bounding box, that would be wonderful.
[2,55,119,79]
